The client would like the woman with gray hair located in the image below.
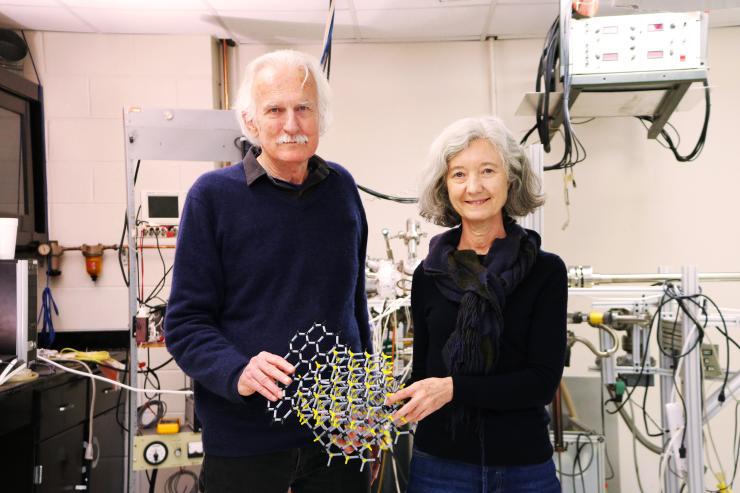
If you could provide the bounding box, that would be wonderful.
[387,116,567,492]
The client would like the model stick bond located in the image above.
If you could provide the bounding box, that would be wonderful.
[267,323,411,470]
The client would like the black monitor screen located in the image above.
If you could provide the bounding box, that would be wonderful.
[0,106,24,218]
[148,195,179,220]
[0,261,17,359]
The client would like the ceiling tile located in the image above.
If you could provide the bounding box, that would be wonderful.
[609,0,740,10]
[355,5,490,40]
[221,9,356,44]
[489,3,558,38]
[205,0,350,10]
[352,0,489,9]
[0,5,96,32]
[60,0,207,9]
[495,0,557,4]
[0,0,738,43]
[0,0,60,6]
[74,8,230,36]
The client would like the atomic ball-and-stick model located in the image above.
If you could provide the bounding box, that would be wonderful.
[267,323,411,471]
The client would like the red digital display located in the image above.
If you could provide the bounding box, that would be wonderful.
[648,23,664,32]
[602,53,618,61]
[647,50,664,59]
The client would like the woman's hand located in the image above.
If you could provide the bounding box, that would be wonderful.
[386,377,453,423]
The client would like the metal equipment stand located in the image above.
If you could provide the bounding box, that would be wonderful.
[122,107,243,493]
[681,266,703,493]
[571,267,740,492]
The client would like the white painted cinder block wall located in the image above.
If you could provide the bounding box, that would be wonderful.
[25,32,217,332]
[23,31,218,493]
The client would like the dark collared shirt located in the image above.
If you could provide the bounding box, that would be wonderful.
[243,146,332,198]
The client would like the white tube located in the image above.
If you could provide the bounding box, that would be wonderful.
[38,356,192,395]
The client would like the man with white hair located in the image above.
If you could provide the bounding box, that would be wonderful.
[165,50,372,492]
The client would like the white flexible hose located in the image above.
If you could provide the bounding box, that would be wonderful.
[38,356,192,395]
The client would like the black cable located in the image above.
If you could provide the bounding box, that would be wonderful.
[148,468,158,493]
[606,283,706,416]
[719,323,731,403]
[520,123,538,145]
[525,18,709,169]
[555,433,596,478]
[141,368,161,401]
[576,434,588,493]
[605,290,670,415]
[689,293,731,402]
[356,184,418,204]
[138,399,167,429]
[115,389,128,432]
[164,468,199,493]
[640,381,664,438]
[524,15,585,172]
[571,440,580,492]
[636,117,680,150]
[143,232,172,307]
[604,440,615,481]
[636,326,664,438]
[145,232,167,303]
[566,434,589,492]
[118,213,130,287]
[133,205,146,305]
[325,42,332,81]
[640,294,680,438]
[119,160,142,287]
[649,287,737,458]
[672,358,689,452]
[599,380,615,481]
[534,17,560,154]
[233,136,249,156]
[147,356,174,372]
[654,284,706,359]
[321,1,334,81]
[115,350,130,433]
[635,80,710,162]
[140,347,163,401]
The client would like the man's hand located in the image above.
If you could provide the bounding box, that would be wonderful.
[386,377,453,424]
[237,351,294,401]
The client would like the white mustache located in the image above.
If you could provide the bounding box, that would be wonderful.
[276,134,309,144]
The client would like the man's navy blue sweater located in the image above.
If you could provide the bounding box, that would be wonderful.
[165,155,370,457]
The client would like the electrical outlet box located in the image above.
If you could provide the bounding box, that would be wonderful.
[701,343,722,378]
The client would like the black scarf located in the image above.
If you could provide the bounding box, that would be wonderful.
[422,217,540,423]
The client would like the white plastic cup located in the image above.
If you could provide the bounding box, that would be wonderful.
[0,218,19,260]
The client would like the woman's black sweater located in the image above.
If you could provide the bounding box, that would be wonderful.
[410,250,568,466]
